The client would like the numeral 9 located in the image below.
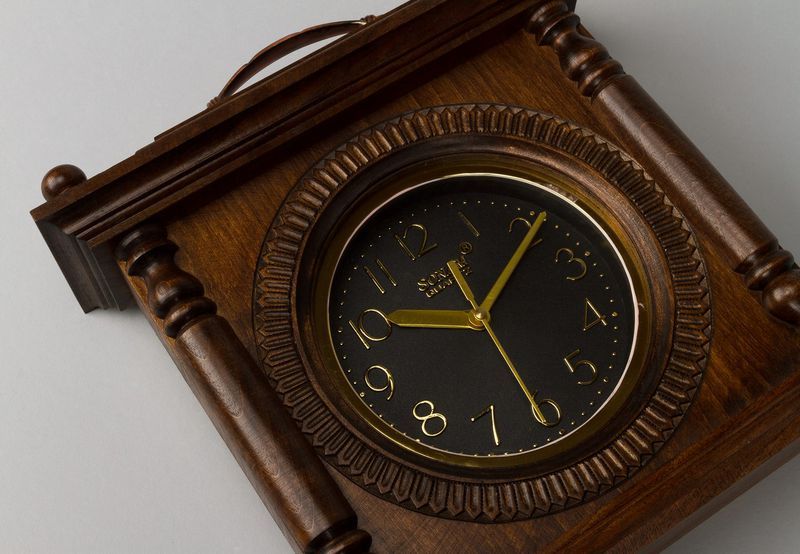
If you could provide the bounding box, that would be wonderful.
[364,365,394,400]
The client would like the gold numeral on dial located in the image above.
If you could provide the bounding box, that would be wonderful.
[583,298,608,331]
[458,211,480,237]
[348,308,391,350]
[532,396,562,427]
[564,348,598,386]
[555,247,588,281]
[395,223,437,261]
[363,258,397,294]
[364,365,395,400]
[509,213,544,250]
[412,400,447,437]
[470,404,500,446]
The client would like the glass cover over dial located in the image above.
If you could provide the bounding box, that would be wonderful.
[325,174,640,460]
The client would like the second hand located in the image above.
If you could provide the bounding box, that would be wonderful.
[481,319,547,424]
[446,260,549,425]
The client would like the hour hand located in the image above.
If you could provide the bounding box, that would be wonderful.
[386,309,481,330]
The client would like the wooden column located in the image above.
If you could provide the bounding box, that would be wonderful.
[526,0,800,327]
[116,224,371,554]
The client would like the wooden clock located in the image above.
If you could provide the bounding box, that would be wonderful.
[30,1,800,551]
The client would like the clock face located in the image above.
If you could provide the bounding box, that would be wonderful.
[259,106,709,516]
[322,173,642,461]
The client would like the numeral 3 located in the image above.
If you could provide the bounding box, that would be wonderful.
[555,247,588,281]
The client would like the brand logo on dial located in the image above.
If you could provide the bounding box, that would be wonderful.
[417,243,473,298]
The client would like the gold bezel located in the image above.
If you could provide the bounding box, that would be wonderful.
[256,104,709,519]
[310,155,654,471]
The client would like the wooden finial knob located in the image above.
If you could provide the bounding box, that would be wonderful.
[41,164,86,200]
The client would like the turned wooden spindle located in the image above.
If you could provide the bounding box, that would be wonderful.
[526,1,624,98]
[116,224,371,554]
[741,242,800,327]
[527,0,800,328]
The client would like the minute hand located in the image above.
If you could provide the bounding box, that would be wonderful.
[479,211,546,313]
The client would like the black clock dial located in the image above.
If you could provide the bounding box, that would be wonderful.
[326,174,639,458]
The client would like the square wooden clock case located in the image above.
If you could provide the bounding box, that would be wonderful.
[31,1,800,552]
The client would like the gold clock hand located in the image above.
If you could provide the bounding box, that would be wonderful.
[446,260,479,311]
[479,211,547,314]
[448,259,557,427]
[385,309,481,330]
[481,319,549,425]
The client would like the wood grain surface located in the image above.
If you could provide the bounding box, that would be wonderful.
[28,0,800,552]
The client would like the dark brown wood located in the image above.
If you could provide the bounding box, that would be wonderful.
[209,17,375,108]
[31,0,800,551]
[526,1,624,97]
[255,104,711,521]
[41,164,87,201]
[37,164,131,311]
[116,224,371,554]
[29,0,545,312]
[527,0,800,328]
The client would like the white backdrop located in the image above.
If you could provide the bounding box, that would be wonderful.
[2,1,799,552]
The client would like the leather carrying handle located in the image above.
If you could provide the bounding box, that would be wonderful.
[209,16,375,107]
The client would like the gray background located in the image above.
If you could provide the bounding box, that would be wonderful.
[2,1,798,552]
